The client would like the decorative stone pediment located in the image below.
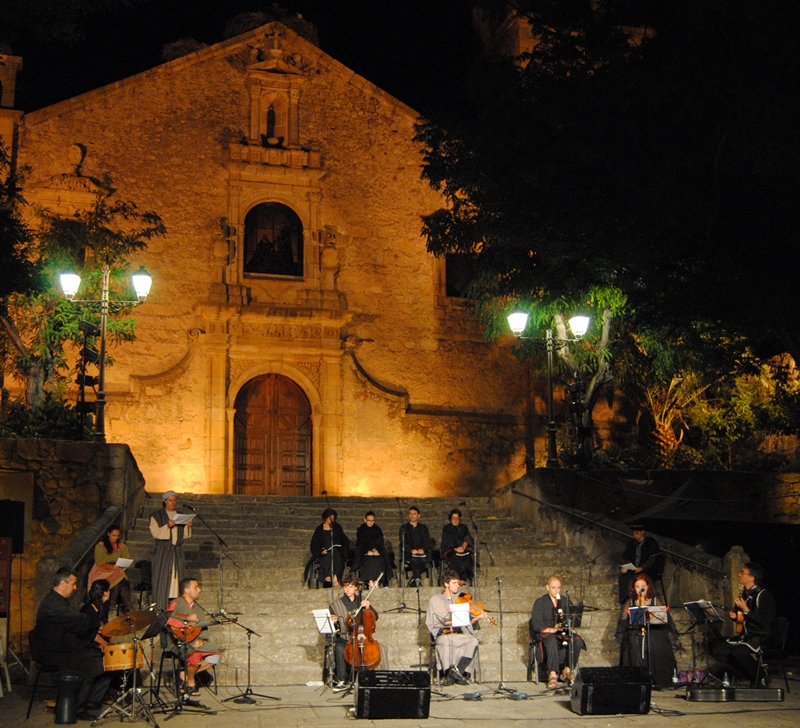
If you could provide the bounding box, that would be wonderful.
[244,34,307,149]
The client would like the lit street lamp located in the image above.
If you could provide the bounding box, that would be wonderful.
[60,264,152,443]
[508,310,589,468]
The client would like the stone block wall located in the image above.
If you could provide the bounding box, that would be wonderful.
[0,438,145,653]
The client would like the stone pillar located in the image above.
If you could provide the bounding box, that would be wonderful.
[320,351,343,493]
[205,333,230,493]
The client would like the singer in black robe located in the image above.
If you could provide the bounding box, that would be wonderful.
[616,574,678,689]
[353,512,393,586]
[440,509,474,582]
[310,508,350,587]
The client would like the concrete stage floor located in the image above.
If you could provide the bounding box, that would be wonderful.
[2,674,799,728]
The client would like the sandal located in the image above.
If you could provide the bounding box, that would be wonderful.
[547,676,559,690]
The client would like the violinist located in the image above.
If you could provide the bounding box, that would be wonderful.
[530,576,586,690]
[426,570,484,686]
[329,572,380,692]
[166,578,222,696]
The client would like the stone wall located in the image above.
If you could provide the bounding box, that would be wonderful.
[0,438,146,653]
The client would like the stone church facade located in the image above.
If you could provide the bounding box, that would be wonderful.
[3,24,530,497]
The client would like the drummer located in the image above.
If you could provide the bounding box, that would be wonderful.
[167,577,221,695]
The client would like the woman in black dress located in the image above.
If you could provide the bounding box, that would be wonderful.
[310,508,350,588]
[353,511,392,588]
[615,574,678,689]
[440,508,474,582]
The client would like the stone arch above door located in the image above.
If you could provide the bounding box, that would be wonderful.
[233,373,312,496]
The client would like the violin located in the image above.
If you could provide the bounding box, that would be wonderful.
[344,575,382,671]
[456,592,497,626]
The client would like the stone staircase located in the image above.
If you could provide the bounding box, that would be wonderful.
[121,495,656,687]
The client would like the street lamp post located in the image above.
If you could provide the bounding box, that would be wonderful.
[508,311,589,468]
[60,263,152,443]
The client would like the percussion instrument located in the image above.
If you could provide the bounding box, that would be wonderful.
[103,642,145,672]
[101,608,158,637]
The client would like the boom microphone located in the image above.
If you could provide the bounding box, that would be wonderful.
[184,503,197,512]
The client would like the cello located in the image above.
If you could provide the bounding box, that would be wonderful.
[344,575,382,671]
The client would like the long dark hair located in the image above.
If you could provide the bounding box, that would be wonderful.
[101,524,121,554]
[88,579,110,608]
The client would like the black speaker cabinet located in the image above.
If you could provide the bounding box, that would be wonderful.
[570,667,652,715]
[355,670,431,719]
[0,499,24,554]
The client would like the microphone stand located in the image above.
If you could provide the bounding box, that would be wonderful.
[385,501,422,614]
[322,490,335,587]
[222,618,280,703]
[475,577,519,699]
[184,504,239,611]
[459,501,479,596]
[563,589,575,690]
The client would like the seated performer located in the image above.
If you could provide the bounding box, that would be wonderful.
[167,577,221,696]
[615,574,677,689]
[618,524,661,603]
[711,562,776,686]
[329,572,380,692]
[399,506,433,587]
[310,508,350,588]
[87,523,135,617]
[426,570,485,685]
[440,509,474,583]
[353,511,392,588]
[529,576,586,689]
[34,567,111,721]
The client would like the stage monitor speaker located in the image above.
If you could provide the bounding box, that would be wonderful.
[570,667,652,715]
[355,670,430,719]
[0,500,24,554]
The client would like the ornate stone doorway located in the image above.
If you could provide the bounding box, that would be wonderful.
[233,374,312,495]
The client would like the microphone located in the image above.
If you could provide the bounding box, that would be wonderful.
[556,593,561,601]
[495,576,501,584]
[184,503,197,512]
[638,587,645,595]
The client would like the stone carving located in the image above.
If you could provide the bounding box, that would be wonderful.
[295,359,321,390]
[230,322,324,339]
[229,358,259,384]
[131,328,205,386]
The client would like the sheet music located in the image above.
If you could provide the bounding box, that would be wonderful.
[312,609,336,634]
[115,557,134,569]
[449,602,471,628]
[172,514,195,525]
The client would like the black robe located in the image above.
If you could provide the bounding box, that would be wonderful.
[310,522,350,584]
[399,521,432,580]
[353,523,393,584]
[440,523,474,579]
[618,536,661,603]
[616,597,678,688]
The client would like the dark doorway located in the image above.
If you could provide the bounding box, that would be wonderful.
[234,374,312,496]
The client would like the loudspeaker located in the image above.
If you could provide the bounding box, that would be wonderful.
[0,500,24,554]
[570,667,652,715]
[355,670,430,719]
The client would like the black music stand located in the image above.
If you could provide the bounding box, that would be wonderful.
[683,600,725,684]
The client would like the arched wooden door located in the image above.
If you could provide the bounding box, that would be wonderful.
[233,374,312,496]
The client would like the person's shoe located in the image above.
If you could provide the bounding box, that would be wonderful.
[758,669,771,688]
[449,666,469,685]
[332,680,349,693]
[547,675,559,690]
[75,710,99,721]
[440,672,455,687]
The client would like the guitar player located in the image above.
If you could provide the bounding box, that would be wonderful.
[711,562,776,687]
[167,577,222,695]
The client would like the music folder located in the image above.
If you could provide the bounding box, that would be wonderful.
[312,609,336,634]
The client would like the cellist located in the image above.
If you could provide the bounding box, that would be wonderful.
[329,572,380,692]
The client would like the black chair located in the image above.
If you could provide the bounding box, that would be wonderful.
[155,632,217,699]
[26,629,60,719]
[133,560,152,608]
[755,616,790,692]
[526,635,546,684]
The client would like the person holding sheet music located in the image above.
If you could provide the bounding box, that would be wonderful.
[150,491,193,610]
[618,524,661,604]
[88,523,135,616]
[328,572,379,692]
[310,508,350,588]
[615,574,677,689]
[426,570,485,685]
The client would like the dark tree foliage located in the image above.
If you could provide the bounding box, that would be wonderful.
[417,0,800,357]
[0,142,36,300]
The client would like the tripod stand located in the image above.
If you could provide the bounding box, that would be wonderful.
[222,618,279,703]
[474,576,519,699]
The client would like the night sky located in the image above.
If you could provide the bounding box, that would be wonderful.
[11,0,481,115]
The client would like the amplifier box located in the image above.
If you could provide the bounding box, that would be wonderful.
[355,670,431,719]
[570,667,652,715]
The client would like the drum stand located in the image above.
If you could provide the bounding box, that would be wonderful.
[222,619,279,703]
[93,636,160,727]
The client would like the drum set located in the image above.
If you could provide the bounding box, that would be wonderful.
[92,606,205,727]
